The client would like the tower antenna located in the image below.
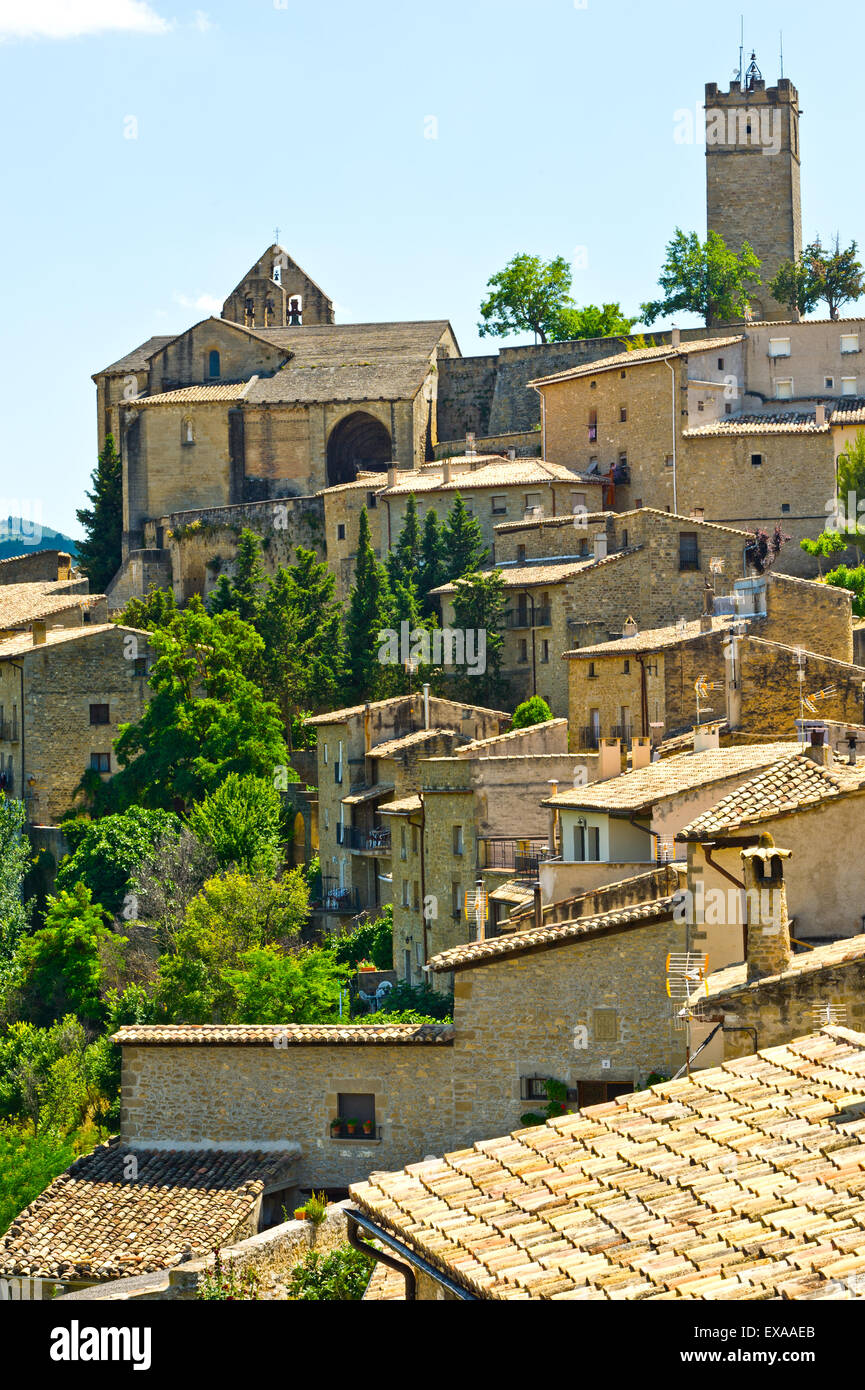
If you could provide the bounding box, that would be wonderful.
[780,31,784,78]
[738,15,744,84]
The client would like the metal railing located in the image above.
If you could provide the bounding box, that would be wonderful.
[610,724,633,743]
[479,837,549,879]
[314,878,361,913]
[504,607,552,630]
[679,545,700,571]
[339,825,392,853]
[576,726,601,750]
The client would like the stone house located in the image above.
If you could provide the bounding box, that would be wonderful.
[348,1026,865,1300]
[0,585,106,640]
[676,738,865,946]
[379,719,589,985]
[688,845,865,1068]
[540,735,801,925]
[305,693,510,933]
[0,624,152,824]
[0,550,75,586]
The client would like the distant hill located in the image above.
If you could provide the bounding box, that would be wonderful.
[0,519,80,562]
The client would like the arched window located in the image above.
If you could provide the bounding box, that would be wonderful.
[208,350,220,379]
[288,296,302,327]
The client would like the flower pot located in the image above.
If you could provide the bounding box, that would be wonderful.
[362,1123,374,1136]
[346,1124,358,1136]
[294,1209,307,1222]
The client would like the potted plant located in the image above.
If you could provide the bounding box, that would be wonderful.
[362,1120,374,1136]
[358,960,376,973]
[293,1207,307,1222]
[346,1119,358,1136]
[330,1117,342,1137]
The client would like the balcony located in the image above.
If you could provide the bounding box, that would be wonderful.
[338,824,391,854]
[479,837,549,880]
[313,878,361,914]
[504,606,552,630]
[610,724,633,743]
[576,726,601,750]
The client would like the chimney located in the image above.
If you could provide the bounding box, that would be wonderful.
[743,846,792,981]
[815,404,827,427]
[443,459,453,485]
[631,737,651,770]
[671,326,681,349]
[547,780,559,855]
[699,612,714,633]
[622,615,638,639]
[593,532,608,561]
[508,448,516,461]
[32,621,47,647]
[598,738,621,781]
[805,726,831,768]
[533,883,543,929]
[693,723,720,753]
[363,702,372,755]
[387,466,397,487]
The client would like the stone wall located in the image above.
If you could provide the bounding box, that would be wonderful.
[433,431,541,460]
[160,496,325,603]
[0,551,71,585]
[737,636,865,735]
[711,957,865,1062]
[765,572,853,663]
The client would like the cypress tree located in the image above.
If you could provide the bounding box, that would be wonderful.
[76,434,123,593]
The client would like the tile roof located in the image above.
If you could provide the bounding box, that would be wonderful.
[339,782,395,806]
[564,616,730,658]
[243,321,453,405]
[432,549,637,597]
[545,743,802,814]
[370,728,459,759]
[0,1141,297,1283]
[95,334,176,377]
[306,696,510,726]
[493,506,751,539]
[128,382,254,406]
[0,584,103,629]
[428,895,677,973]
[678,754,865,840]
[684,411,831,438]
[528,336,745,388]
[378,459,588,497]
[318,469,416,496]
[457,719,569,754]
[350,1027,865,1300]
[831,398,865,426]
[112,1023,455,1046]
[0,623,144,661]
[699,936,865,1008]
[378,794,423,816]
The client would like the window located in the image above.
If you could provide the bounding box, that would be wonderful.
[679,532,699,570]
[208,350,221,378]
[841,333,860,354]
[570,491,586,513]
[90,752,110,774]
[400,826,407,861]
[337,523,346,541]
[367,492,378,509]
[574,824,600,862]
[620,370,626,379]
[453,825,464,856]
[635,498,643,509]
[288,297,303,325]
[451,881,462,918]
[577,1080,633,1107]
[588,409,598,443]
[697,399,704,412]
[412,825,419,855]
[665,454,674,469]
[525,492,542,511]
[593,1008,618,1042]
[181,418,195,446]
[725,403,732,415]
[323,744,328,764]
[518,639,529,664]
[520,1076,550,1102]
[622,529,629,548]
[775,379,794,400]
[413,881,420,912]
[334,741,343,784]
[540,640,550,664]
[335,1093,375,1140]
[402,878,410,907]
[404,948,412,985]
[619,405,628,423]
[588,661,596,678]
[842,377,858,397]
[89,703,109,726]
[132,656,147,678]
[781,503,790,513]
[769,337,791,358]
[623,660,630,674]
[825,376,835,390]
[491,495,508,516]
[718,358,725,370]
[751,453,763,467]
[517,545,527,563]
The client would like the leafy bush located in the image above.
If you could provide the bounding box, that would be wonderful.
[326,905,393,971]
[56,807,182,918]
[197,1248,261,1301]
[10,884,125,1028]
[369,979,453,1021]
[520,1078,569,1127]
[0,1122,78,1236]
[371,1008,444,1026]
[187,774,288,876]
[286,1246,374,1301]
[511,696,553,730]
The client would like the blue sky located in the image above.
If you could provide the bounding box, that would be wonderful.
[1,0,863,535]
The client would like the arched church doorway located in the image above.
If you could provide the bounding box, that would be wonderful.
[326,412,391,487]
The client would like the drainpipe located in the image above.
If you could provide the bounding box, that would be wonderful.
[11,662,24,807]
[664,358,679,515]
[418,796,428,965]
[636,655,649,738]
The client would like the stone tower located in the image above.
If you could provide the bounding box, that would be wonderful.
[705,55,802,323]
[221,244,335,330]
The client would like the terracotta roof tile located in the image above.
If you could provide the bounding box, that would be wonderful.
[0,1141,297,1283]
[350,1028,865,1299]
[564,615,730,658]
[0,584,103,629]
[129,382,254,406]
[679,754,865,840]
[684,411,831,438]
[379,459,589,497]
[699,934,865,1007]
[0,624,145,661]
[528,337,745,388]
[112,1023,455,1045]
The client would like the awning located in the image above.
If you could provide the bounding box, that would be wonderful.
[489,882,533,906]
[341,783,395,806]
[379,796,422,816]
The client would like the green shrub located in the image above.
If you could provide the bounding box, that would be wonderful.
[286,1246,374,1301]
[326,905,393,971]
[369,979,453,1021]
[0,1123,78,1235]
[511,696,553,730]
[197,1248,261,1301]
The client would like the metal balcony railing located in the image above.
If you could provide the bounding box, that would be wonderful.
[314,878,361,913]
[480,837,549,880]
[504,607,553,630]
[576,726,601,750]
[339,825,391,853]
[610,724,633,743]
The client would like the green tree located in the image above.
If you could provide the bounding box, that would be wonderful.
[75,434,123,593]
[0,1017,94,1138]
[207,529,267,624]
[800,531,847,577]
[440,493,489,583]
[325,905,393,971]
[345,507,393,701]
[825,564,865,617]
[388,495,423,587]
[187,774,287,876]
[641,230,762,325]
[225,946,349,1025]
[55,807,182,918]
[771,237,865,320]
[115,584,177,633]
[769,256,822,318]
[0,796,30,974]
[258,548,345,730]
[0,1124,78,1235]
[111,601,288,811]
[419,508,446,612]
[552,302,637,341]
[479,253,576,344]
[511,696,554,729]
[10,885,124,1028]
[449,569,508,705]
[286,1246,374,1301]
